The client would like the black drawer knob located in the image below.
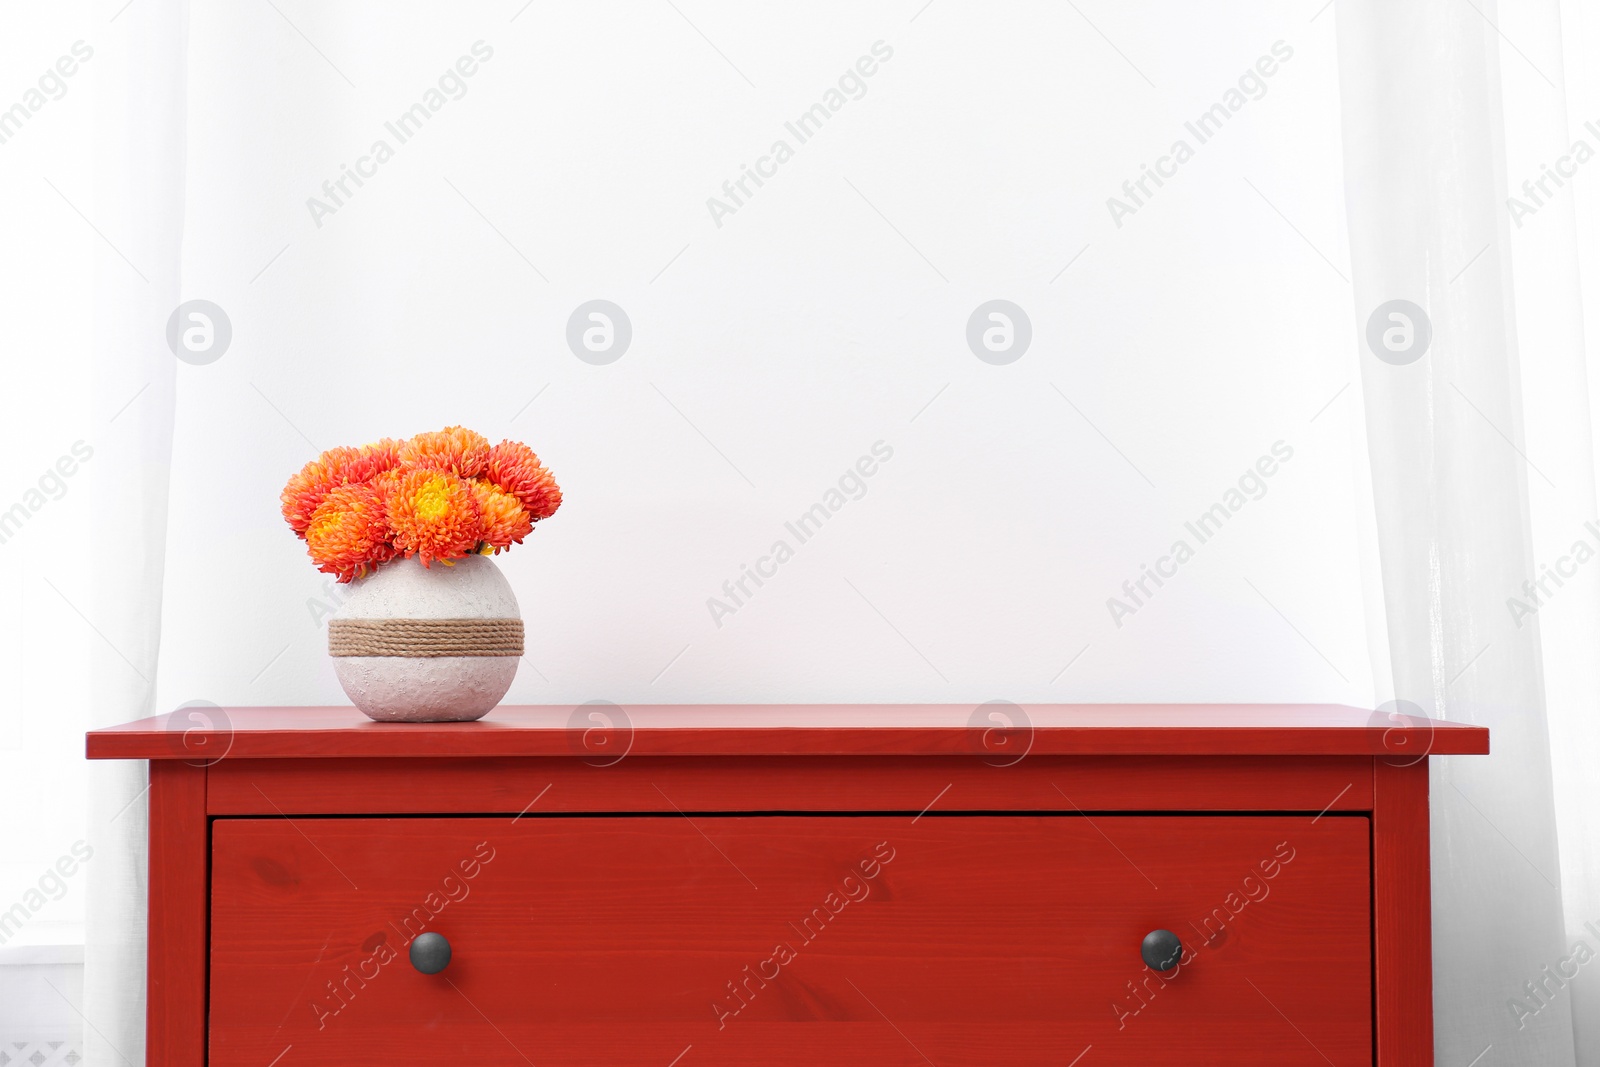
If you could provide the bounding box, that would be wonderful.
[1140,929,1182,972]
[409,932,452,975]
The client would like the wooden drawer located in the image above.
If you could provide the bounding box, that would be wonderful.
[210,813,1371,1066]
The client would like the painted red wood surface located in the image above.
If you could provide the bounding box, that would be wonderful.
[86,703,1489,760]
[207,754,1375,816]
[209,814,1372,1067]
[147,761,208,1067]
[1374,762,1432,1063]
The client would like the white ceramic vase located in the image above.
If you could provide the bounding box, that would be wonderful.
[329,554,521,722]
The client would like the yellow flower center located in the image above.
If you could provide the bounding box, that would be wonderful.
[411,474,454,523]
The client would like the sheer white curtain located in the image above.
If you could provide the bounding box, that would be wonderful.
[1502,0,1600,1054]
[84,1,186,1063]
[1338,0,1597,1063]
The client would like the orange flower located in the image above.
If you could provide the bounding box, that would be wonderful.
[305,483,394,583]
[486,440,562,521]
[471,480,533,553]
[363,437,403,473]
[284,429,558,577]
[280,440,400,536]
[399,426,490,477]
[388,468,484,566]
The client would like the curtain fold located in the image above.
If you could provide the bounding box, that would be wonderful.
[83,2,187,1064]
[1499,0,1600,1056]
[1337,0,1584,1062]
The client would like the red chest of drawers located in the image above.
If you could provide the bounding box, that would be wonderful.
[88,703,1487,1066]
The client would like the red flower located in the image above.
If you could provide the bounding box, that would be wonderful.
[486,440,562,521]
[280,440,400,536]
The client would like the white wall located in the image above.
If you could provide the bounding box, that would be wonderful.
[152,1,1377,713]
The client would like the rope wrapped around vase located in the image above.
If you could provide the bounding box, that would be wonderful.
[328,618,524,658]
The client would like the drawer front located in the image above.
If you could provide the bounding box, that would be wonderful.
[209,814,1371,1066]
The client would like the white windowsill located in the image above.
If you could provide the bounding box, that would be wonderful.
[0,921,86,965]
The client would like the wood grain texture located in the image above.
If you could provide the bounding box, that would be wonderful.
[1374,761,1432,1064]
[147,760,208,1067]
[209,814,1372,1066]
[86,703,1490,760]
[207,754,1375,817]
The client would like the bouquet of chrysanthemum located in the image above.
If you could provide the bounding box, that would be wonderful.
[280,426,561,583]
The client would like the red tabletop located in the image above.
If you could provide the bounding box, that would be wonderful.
[86,703,1489,760]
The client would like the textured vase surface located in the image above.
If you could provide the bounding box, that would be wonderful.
[330,554,521,722]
